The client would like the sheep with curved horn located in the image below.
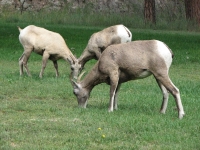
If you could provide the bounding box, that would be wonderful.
[72,40,185,119]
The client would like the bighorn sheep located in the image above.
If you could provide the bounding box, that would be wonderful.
[78,24,132,70]
[72,40,185,119]
[18,25,81,78]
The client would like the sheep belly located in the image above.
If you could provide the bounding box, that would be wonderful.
[119,68,152,82]
[137,70,152,79]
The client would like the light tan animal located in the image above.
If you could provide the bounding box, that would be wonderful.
[72,40,185,119]
[78,24,132,70]
[18,25,81,78]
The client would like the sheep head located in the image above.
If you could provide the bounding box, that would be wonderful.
[71,71,89,108]
[71,80,89,108]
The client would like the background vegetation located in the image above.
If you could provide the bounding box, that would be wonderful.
[0,2,198,32]
[0,6,200,150]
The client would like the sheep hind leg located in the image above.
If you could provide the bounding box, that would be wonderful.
[156,79,169,114]
[19,53,24,76]
[157,76,185,119]
[19,50,32,76]
[53,60,59,77]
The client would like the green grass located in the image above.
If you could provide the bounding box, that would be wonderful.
[0,23,200,150]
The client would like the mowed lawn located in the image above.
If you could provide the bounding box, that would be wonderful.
[0,23,200,150]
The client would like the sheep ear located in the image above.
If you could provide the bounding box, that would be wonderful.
[70,72,80,88]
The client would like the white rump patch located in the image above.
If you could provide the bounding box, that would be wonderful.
[19,27,28,38]
[116,25,132,43]
[156,41,172,69]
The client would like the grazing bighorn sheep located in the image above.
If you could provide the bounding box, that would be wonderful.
[18,25,81,78]
[78,24,132,70]
[72,40,185,119]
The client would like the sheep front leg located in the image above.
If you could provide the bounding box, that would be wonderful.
[113,84,121,110]
[92,47,102,60]
[108,71,119,112]
[39,51,50,78]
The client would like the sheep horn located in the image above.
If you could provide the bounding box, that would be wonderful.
[77,71,85,82]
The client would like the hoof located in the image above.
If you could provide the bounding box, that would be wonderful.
[108,109,113,112]
[178,111,185,119]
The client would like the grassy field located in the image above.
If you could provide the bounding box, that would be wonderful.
[0,22,200,150]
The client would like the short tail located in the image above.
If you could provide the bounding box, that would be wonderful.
[163,42,174,58]
[17,26,22,32]
[123,25,132,41]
